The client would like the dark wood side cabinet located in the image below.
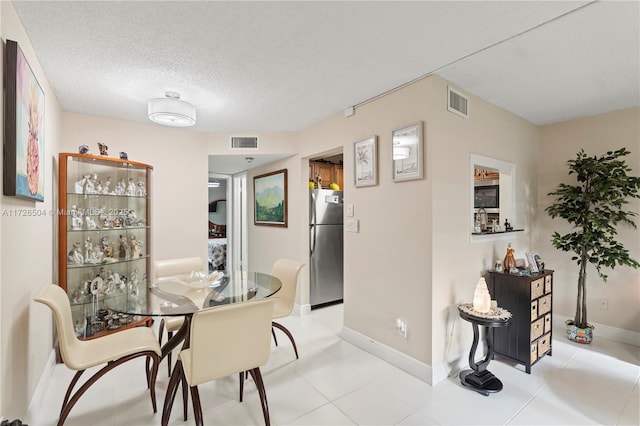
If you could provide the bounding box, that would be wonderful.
[487,270,553,373]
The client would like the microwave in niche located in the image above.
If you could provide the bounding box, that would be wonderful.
[474,185,499,209]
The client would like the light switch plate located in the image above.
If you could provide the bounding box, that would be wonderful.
[346,203,354,217]
[346,218,359,232]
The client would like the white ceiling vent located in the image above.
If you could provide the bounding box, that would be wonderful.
[230,136,259,149]
[447,86,469,118]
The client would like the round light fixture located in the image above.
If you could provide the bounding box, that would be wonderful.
[148,91,196,127]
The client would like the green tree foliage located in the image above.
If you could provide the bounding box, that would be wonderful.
[546,148,640,328]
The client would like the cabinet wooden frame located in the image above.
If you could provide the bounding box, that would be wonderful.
[58,153,153,339]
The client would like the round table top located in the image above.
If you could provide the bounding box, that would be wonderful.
[116,270,282,317]
[458,303,511,327]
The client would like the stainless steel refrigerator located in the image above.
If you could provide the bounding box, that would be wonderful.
[309,189,344,308]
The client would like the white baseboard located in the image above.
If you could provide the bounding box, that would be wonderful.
[294,303,311,316]
[553,314,640,346]
[26,349,56,421]
[340,326,433,385]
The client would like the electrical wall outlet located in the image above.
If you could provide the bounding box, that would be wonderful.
[599,298,609,310]
[396,318,407,338]
[346,218,359,233]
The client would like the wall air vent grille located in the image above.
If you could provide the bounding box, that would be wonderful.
[448,86,469,118]
[230,136,259,149]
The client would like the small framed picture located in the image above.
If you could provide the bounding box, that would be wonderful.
[254,169,288,227]
[526,252,539,273]
[392,121,424,182]
[354,136,378,187]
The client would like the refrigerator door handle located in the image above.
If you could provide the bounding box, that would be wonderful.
[310,224,316,256]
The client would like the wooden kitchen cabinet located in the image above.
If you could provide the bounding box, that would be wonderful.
[309,161,343,189]
[487,270,553,373]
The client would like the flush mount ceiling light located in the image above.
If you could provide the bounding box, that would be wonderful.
[148,91,196,127]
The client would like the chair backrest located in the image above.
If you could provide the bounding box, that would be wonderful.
[183,298,275,386]
[154,257,204,279]
[33,284,83,369]
[271,259,304,318]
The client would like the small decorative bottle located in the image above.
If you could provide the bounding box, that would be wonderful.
[495,258,504,272]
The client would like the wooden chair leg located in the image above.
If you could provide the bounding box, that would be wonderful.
[239,372,245,402]
[271,327,278,346]
[190,385,203,426]
[272,321,299,359]
[182,367,188,421]
[59,351,158,426]
[148,353,160,413]
[167,331,174,377]
[162,359,183,426]
[249,367,270,426]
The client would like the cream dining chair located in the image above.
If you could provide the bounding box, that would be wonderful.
[33,284,161,426]
[154,256,204,376]
[164,298,276,426]
[270,259,305,359]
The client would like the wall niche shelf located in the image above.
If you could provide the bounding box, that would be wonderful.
[471,229,524,236]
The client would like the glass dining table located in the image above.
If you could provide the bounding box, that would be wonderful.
[117,270,281,352]
[114,270,282,424]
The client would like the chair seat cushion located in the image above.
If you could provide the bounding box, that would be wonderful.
[68,326,161,371]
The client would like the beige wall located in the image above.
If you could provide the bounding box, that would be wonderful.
[0,1,62,418]
[537,108,640,333]
[264,75,539,383]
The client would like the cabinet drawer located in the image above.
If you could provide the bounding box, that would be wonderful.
[544,313,552,334]
[530,341,538,364]
[531,278,544,299]
[545,275,552,294]
[538,333,551,356]
[531,317,544,341]
[531,300,538,321]
[538,294,551,316]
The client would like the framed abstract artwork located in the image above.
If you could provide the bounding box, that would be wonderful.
[4,39,46,201]
[392,121,423,182]
[254,168,288,227]
[354,135,378,187]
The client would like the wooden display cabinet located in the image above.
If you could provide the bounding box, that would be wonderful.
[58,153,152,339]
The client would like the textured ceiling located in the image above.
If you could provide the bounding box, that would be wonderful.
[13,0,639,139]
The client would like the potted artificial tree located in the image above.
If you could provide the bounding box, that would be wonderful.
[546,147,640,343]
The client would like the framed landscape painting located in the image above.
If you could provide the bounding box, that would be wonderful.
[254,168,288,227]
[3,39,46,201]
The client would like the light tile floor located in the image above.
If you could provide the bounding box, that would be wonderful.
[30,304,639,425]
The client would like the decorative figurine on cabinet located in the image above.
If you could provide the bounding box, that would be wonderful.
[70,205,83,230]
[79,145,89,154]
[98,143,109,156]
[119,235,130,259]
[119,151,128,160]
[102,177,112,194]
[130,235,143,258]
[503,243,517,273]
[67,242,85,265]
